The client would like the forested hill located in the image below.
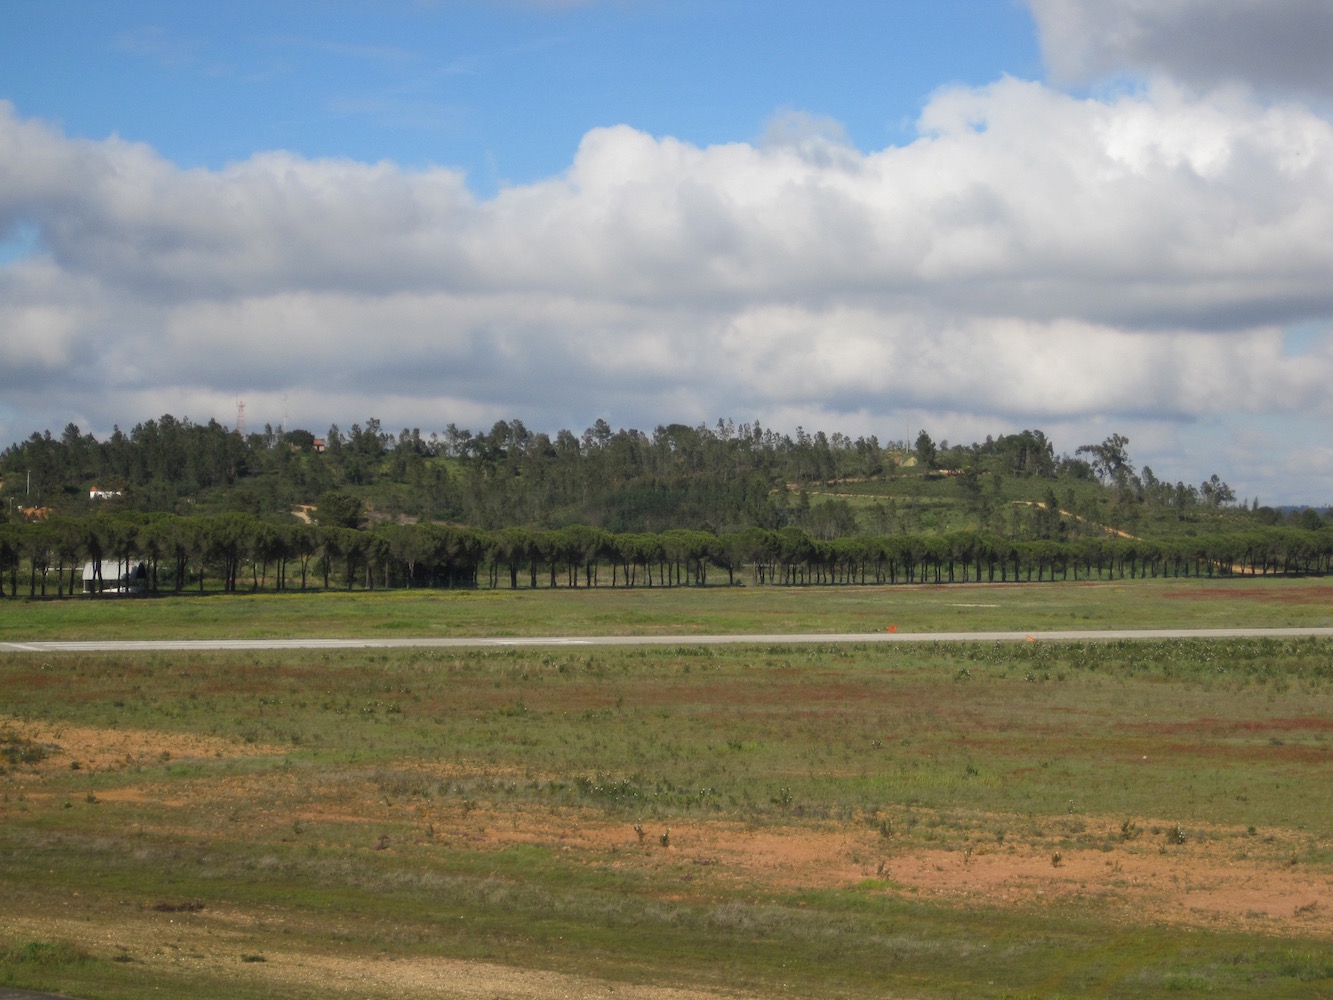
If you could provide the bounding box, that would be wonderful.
[0,415,1314,539]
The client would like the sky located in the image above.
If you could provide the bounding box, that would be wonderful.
[2,0,1333,504]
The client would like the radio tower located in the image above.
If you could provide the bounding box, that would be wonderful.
[236,398,247,438]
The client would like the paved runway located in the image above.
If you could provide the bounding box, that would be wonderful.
[4,626,1333,653]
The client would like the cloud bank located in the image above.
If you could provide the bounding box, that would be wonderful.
[4,23,1333,501]
[1028,0,1333,101]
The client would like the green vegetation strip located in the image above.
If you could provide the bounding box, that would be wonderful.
[2,575,1331,641]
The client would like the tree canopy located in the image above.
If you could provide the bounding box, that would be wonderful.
[0,414,1301,547]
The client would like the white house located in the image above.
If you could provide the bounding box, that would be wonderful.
[82,558,148,595]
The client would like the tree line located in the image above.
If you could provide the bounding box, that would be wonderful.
[3,512,1331,600]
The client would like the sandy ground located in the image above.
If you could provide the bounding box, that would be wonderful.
[4,719,1331,998]
[1,910,753,1000]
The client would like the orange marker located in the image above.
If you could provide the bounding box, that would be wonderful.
[1025,635,1036,642]
[887,625,897,633]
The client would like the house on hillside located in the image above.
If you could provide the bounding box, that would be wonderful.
[82,558,148,595]
[89,486,122,500]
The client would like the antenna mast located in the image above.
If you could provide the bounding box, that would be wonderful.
[236,399,247,438]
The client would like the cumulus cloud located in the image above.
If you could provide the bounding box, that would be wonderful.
[1028,0,1333,101]
[3,80,1333,499]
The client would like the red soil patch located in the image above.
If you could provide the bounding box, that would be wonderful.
[423,804,1333,937]
[1,718,284,773]
[1159,584,1333,604]
[881,844,1332,929]
[1132,716,1333,735]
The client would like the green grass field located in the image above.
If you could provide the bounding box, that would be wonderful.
[2,580,1332,998]
[2,574,1331,640]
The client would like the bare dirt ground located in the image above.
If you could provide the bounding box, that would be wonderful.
[5,720,1332,997]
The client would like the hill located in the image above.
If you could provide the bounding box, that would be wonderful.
[1,417,1308,537]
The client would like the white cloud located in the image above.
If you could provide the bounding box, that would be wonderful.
[3,80,1333,499]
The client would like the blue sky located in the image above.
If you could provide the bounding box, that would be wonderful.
[2,2,1042,189]
[3,0,1333,504]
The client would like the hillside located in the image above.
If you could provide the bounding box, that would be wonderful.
[1,417,1306,540]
